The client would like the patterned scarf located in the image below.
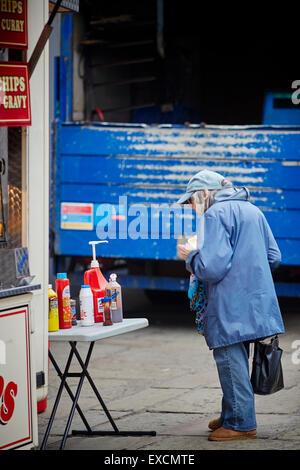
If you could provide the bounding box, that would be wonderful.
[188,275,207,335]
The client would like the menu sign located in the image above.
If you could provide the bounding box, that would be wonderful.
[0,0,28,49]
[0,306,34,450]
[0,61,31,127]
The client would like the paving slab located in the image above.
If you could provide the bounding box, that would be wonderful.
[137,435,299,450]
[41,409,300,450]
[148,387,222,414]
[107,388,190,413]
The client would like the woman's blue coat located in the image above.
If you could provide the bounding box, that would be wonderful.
[186,187,285,350]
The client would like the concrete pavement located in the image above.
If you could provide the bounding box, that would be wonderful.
[38,291,300,450]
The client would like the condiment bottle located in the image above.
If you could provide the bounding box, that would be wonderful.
[48,284,59,332]
[80,285,95,327]
[102,297,113,326]
[55,273,72,329]
[84,241,108,322]
[70,299,77,326]
[105,273,123,323]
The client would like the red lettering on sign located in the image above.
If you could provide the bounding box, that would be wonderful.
[0,375,18,425]
[0,376,4,402]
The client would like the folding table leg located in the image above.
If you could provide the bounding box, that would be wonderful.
[70,341,156,438]
[40,345,75,450]
[49,348,92,437]
[70,341,119,433]
[59,341,95,450]
[42,339,156,450]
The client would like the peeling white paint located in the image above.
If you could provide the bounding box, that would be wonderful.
[250,196,268,202]
[281,161,300,166]
[119,129,278,157]
[124,163,268,175]
[83,125,285,158]
[130,191,180,200]
[123,172,264,184]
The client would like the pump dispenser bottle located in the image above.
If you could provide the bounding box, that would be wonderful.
[84,241,108,322]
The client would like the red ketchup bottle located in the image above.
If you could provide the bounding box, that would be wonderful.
[84,241,108,323]
[55,273,72,329]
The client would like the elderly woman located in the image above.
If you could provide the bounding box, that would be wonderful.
[178,169,285,441]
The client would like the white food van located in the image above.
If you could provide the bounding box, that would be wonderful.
[0,0,79,451]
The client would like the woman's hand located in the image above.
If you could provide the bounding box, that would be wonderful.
[178,244,193,261]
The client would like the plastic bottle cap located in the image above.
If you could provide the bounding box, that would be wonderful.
[81,285,91,288]
[91,259,99,268]
[57,273,67,279]
[110,273,117,281]
[48,284,52,288]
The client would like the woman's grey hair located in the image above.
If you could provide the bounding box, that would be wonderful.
[191,178,233,215]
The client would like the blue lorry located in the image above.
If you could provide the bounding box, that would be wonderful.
[50,11,300,297]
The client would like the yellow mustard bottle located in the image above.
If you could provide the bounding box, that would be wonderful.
[48,284,59,331]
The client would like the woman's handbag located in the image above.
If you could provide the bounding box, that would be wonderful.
[250,335,284,395]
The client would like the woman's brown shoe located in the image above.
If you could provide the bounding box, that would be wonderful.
[208,418,222,431]
[208,426,257,441]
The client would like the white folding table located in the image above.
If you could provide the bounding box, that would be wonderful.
[40,318,156,450]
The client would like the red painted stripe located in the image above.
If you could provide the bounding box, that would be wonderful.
[61,204,93,215]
